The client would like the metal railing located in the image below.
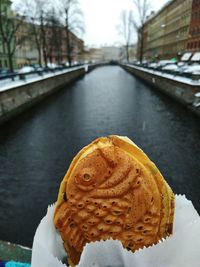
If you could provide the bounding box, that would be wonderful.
[0,64,85,87]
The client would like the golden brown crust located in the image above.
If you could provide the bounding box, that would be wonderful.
[54,135,175,266]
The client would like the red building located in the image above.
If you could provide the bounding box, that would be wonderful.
[44,25,84,65]
[187,0,200,51]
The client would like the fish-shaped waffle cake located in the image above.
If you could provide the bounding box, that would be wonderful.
[54,135,175,266]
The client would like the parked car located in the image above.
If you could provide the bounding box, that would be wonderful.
[177,62,185,67]
[182,65,200,75]
[156,60,176,70]
[148,62,158,69]
[72,61,78,66]
[31,64,43,72]
[18,66,35,74]
[47,62,58,69]
[162,64,179,73]
[0,68,14,78]
[140,60,149,68]
[175,64,189,75]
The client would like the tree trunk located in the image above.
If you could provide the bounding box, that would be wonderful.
[66,28,72,66]
[139,26,144,63]
[38,48,42,66]
[49,48,53,63]
[126,44,129,62]
[36,38,42,66]
[6,42,14,72]
[40,15,47,67]
[32,23,42,66]
[56,29,62,65]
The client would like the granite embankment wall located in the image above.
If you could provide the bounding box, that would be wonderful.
[122,64,200,117]
[0,65,96,125]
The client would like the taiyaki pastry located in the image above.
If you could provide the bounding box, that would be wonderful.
[54,135,175,266]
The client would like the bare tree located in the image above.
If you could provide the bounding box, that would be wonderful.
[118,10,135,63]
[13,0,50,67]
[57,0,84,66]
[46,8,63,65]
[30,17,43,66]
[13,0,84,67]
[0,0,25,71]
[33,0,49,67]
[132,0,151,63]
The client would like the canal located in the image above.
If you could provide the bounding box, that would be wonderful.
[0,66,199,248]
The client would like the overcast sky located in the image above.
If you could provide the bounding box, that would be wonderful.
[80,0,169,47]
[12,0,169,47]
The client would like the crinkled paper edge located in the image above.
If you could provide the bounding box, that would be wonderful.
[31,195,200,267]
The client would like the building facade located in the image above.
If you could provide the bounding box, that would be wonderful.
[14,22,85,67]
[15,21,38,67]
[140,0,193,61]
[44,25,84,65]
[84,46,125,63]
[68,31,84,64]
[0,0,84,70]
[0,1,38,69]
[86,48,104,63]
[187,0,200,51]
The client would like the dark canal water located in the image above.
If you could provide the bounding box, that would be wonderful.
[0,66,200,247]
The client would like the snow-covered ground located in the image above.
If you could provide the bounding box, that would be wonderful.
[0,66,86,93]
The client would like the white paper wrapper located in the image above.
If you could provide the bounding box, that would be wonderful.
[31,195,200,267]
